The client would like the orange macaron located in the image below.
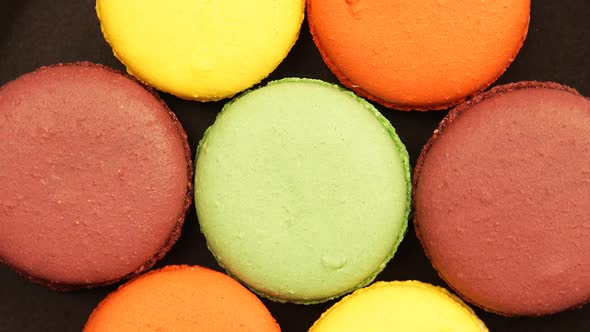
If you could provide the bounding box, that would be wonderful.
[307,0,530,110]
[84,265,280,331]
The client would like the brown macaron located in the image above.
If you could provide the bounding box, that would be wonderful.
[413,81,590,316]
[0,62,192,290]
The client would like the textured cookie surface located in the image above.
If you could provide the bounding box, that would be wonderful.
[97,0,304,101]
[308,0,530,110]
[0,63,191,288]
[195,78,411,303]
[414,82,590,315]
[84,265,280,332]
[309,281,487,332]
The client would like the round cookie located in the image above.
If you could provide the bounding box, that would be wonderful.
[96,0,304,101]
[195,78,411,303]
[413,82,590,315]
[307,0,530,110]
[84,265,280,332]
[309,281,487,332]
[0,62,192,290]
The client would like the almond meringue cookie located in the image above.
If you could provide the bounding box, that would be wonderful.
[97,0,304,101]
[195,78,411,303]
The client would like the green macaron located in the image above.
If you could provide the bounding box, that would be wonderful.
[195,78,411,303]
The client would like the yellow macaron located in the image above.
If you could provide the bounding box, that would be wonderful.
[96,0,304,101]
[309,281,487,332]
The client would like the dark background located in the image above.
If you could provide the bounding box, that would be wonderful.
[1,1,588,331]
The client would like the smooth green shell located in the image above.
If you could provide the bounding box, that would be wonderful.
[195,78,411,304]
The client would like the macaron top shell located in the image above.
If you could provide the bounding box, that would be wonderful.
[0,63,192,287]
[414,82,590,315]
[84,265,280,332]
[309,281,487,332]
[195,78,411,303]
[307,0,530,110]
[97,0,304,101]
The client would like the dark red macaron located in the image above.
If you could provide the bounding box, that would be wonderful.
[0,62,192,290]
[413,81,590,316]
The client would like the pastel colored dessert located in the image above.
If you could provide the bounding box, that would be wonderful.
[309,281,487,332]
[96,0,304,101]
[195,78,411,304]
[0,62,192,290]
[84,265,280,332]
[414,82,590,315]
[307,0,530,110]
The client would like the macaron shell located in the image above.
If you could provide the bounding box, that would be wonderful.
[195,78,411,303]
[96,0,304,101]
[0,62,192,289]
[84,265,280,332]
[307,0,530,110]
[309,281,487,332]
[413,82,590,315]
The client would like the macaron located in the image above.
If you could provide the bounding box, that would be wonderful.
[195,78,411,303]
[307,0,530,110]
[84,265,280,332]
[0,62,192,290]
[413,82,590,315]
[96,0,304,101]
[309,281,487,332]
